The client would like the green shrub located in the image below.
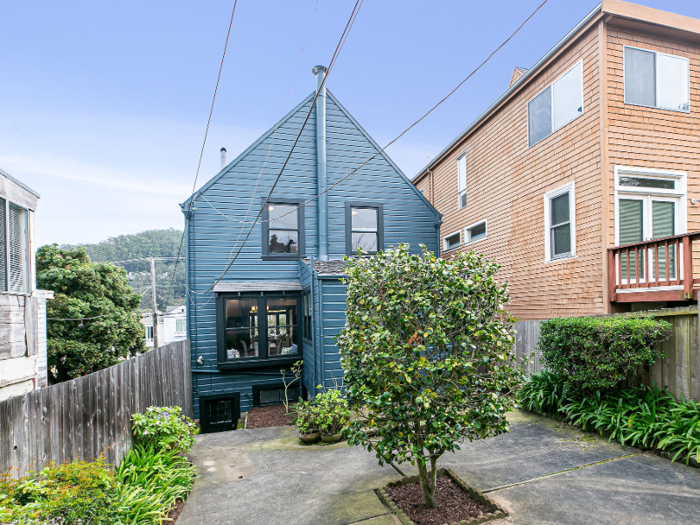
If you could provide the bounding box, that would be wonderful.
[518,372,700,464]
[539,316,670,394]
[131,405,198,453]
[293,399,321,435]
[314,388,349,436]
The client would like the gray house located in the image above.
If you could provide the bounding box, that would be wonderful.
[0,168,52,401]
[183,67,440,432]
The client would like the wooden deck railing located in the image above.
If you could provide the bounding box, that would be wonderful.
[608,232,700,303]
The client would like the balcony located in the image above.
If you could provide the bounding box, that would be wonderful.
[608,232,700,303]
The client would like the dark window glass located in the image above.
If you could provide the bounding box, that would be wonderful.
[469,221,486,241]
[551,193,571,258]
[619,177,674,190]
[303,293,312,341]
[267,203,299,254]
[266,297,299,357]
[528,86,552,147]
[225,298,259,359]
[207,399,233,424]
[259,386,299,406]
[444,233,460,250]
[350,207,379,253]
[625,47,656,107]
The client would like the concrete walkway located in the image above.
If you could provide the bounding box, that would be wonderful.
[177,410,700,525]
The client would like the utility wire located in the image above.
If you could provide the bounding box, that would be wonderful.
[48,314,107,321]
[169,0,239,294]
[206,0,365,293]
[204,0,547,290]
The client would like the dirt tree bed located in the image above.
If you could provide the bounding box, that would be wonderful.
[246,404,295,429]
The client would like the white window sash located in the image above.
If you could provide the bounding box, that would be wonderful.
[623,46,690,113]
[544,182,576,263]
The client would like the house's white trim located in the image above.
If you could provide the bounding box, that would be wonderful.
[442,230,462,253]
[617,285,683,294]
[623,46,690,114]
[464,219,487,245]
[457,153,467,209]
[544,182,576,263]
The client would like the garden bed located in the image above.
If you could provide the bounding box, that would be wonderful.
[246,404,295,429]
[377,468,506,525]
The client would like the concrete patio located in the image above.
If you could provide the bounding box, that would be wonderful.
[176,410,700,525]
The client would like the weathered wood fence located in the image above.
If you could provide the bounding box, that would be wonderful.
[0,340,192,478]
[513,307,700,402]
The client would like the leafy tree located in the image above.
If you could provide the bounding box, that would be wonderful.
[337,245,525,509]
[37,245,146,383]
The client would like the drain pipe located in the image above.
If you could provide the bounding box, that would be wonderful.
[313,65,329,261]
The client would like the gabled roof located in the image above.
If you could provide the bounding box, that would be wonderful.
[0,168,41,198]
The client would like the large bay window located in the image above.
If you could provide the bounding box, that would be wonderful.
[0,199,30,294]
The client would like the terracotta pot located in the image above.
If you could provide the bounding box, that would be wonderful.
[298,431,320,443]
[321,432,343,443]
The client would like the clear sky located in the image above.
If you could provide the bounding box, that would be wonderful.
[2,0,699,247]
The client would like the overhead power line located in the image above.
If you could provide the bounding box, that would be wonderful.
[202,0,548,291]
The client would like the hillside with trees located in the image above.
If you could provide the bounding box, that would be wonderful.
[62,229,185,311]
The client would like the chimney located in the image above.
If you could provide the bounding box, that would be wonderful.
[220,147,227,170]
[313,65,329,261]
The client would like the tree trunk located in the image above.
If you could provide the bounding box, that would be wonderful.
[417,457,438,509]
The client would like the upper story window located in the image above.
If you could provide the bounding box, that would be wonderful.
[0,199,30,294]
[346,203,383,255]
[457,154,467,209]
[443,231,461,252]
[262,201,304,259]
[544,182,576,263]
[624,47,689,113]
[528,62,583,147]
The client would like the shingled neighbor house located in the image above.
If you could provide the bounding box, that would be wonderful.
[414,0,700,321]
[182,67,440,433]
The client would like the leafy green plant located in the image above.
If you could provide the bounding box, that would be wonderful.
[281,360,303,414]
[131,406,198,453]
[314,388,349,436]
[518,370,571,414]
[294,399,321,435]
[337,244,525,508]
[538,316,670,394]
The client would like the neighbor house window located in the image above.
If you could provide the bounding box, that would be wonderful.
[443,231,461,252]
[346,203,383,255]
[624,47,689,112]
[465,220,487,244]
[302,291,312,342]
[217,294,300,366]
[175,318,185,335]
[262,201,304,258]
[544,183,576,262]
[0,199,29,294]
[145,325,154,342]
[457,154,467,209]
[528,62,584,147]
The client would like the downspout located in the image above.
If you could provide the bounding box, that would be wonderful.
[313,65,329,261]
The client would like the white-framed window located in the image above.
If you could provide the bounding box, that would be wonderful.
[528,62,584,147]
[0,199,30,294]
[544,182,576,263]
[457,154,467,209]
[145,325,154,342]
[443,230,461,252]
[624,46,689,113]
[465,219,487,245]
[175,318,185,335]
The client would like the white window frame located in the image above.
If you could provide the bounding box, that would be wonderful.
[613,166,687,247]
[528,61,584,148]
[0,199,31,295]
[623,46,690,114]
[465,219,487,245]
[457,154,467,209]
[544,182,576,263]
[443,230,462,253]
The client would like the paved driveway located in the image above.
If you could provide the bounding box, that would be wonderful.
[177,410,700,525]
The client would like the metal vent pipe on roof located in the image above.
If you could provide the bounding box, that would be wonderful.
[220,147,227,170]
[313,65,328,261]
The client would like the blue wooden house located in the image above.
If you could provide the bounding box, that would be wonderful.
[182,66,440,433]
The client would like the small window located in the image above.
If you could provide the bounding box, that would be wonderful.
[347,204,382,255]
[457,154,467,209]
[619,177,675,190]
[145,325,154,342]
[254,384,300,407]
[262,201,303,258]
[302,292,312,342]
[528,62,583,147]
[465,220,487,244]
[201,394,240,434]
[545,184,576,262]
[624,47,689,112]
[443,231,461,252]
[175,318,185,334]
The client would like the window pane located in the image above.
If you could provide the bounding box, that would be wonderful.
[207,399,233,424]
[553,63,583,130]
[0,199,5,292]
[657,54,689,111]
[444,233,460,250]
[551,193,569,226]
[351,208,377,231]
[457,155,467,193]
[619,199,644,245]
[8,204,27,293]
[459,191,466,209]
[469,222,486,240]
[225,298,259,359]
[552,224,571,256]
[268,203,298,229]
[653,201,676,280]
[528,86,552,147]
[226,329,259,358]
[625,48,655,107]
[352,232,378,253]
[619,176,674,190]
[267,298,298,356]
[175,319,185,333]
[269,230,298,253]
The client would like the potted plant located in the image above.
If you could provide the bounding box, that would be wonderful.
[316,389,349,443]
[294,400,321,443]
